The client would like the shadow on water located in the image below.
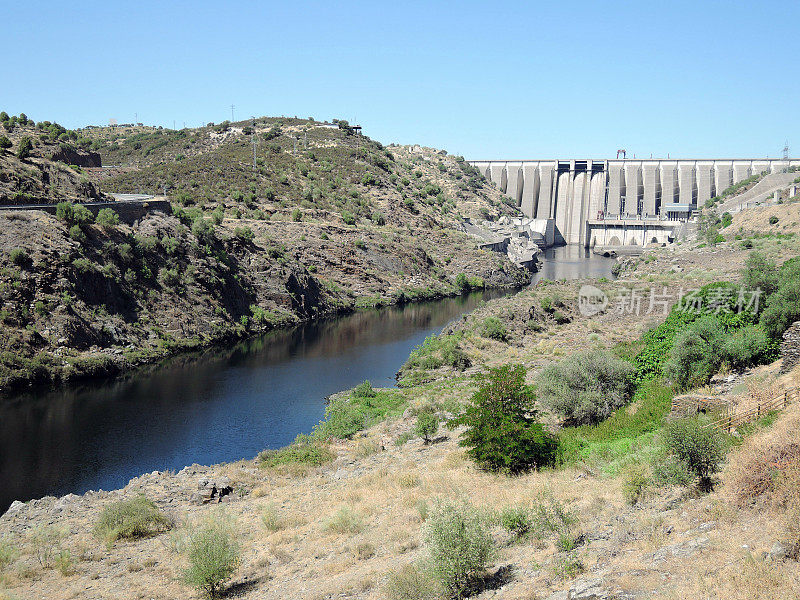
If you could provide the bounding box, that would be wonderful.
[0,290,510,510]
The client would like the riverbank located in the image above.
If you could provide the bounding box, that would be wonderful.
[3,238,800,599]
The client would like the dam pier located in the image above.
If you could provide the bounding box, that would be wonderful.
[470,158,799,247]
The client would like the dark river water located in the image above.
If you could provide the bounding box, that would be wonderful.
[0,250,614,511]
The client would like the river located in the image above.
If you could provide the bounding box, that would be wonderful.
[0,249,614,511]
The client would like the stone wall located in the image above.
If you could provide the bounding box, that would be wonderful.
[780,321,800,374]
[0,199,172,225]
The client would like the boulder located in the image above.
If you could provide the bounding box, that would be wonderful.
[570,578,609,600]
[193,477,234,505]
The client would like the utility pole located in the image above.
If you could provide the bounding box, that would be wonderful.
[230,104,235,122]
[252,133,258,171]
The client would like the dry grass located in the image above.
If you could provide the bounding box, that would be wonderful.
[727,400,800,510]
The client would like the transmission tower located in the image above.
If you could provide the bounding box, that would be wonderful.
[230,104,235,122]
[783,140,790,160]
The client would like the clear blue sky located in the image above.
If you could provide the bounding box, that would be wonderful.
[3,1,798,160]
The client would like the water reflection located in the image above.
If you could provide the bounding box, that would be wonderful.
[532,245,616,284]
[0,290,508,510]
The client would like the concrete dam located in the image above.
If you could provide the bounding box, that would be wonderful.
[470,158,799,247]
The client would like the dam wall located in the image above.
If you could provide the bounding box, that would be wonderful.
[471,158,799,246]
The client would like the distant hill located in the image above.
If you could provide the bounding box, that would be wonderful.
[0,112,530,391]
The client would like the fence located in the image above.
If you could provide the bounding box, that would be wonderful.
[706,386,799,432]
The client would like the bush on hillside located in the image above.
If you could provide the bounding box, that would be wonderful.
[760,278,800,339]
[384,564,442,600]
[424,500,493,598]
[665,316,725,389]
[536,350,636,425]
[481,317,508,341]
[742,251,779,296]
[0,135,11,150]
[722,325,772,370]
[663,417,726,489]
[414,410,439,444]
[183,510,241,599]
[93,495,171,543]
[95,208,120,229]
[9,248,30,268]
[448,364,557,473]
[16,136,32,159]
[352,380,376,398]
[258,434,334,467]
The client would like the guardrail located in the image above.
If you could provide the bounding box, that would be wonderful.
[705,387,798,432]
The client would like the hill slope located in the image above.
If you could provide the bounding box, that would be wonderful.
[0,114,529,392]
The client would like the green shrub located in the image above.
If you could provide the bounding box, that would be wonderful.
[341,210,356,225]
[663,417,726,489]
[760,277,800,339]
[0,135,11,150]
[536,350,636,425]
[552,553,584,580]
[95,208,120,229]
[69,224,86,243]
[651,451,694,486]
[93,495,171,543]
[414,411,439,444]
[183,511,241,599]
[16,136,32,159]
[260,504,285,532]
[769,215,779,225]
[354,239,366,250]
[325,506,365,534]
[0,538,17,571]
[192,218,215,242]
[621,465,649,505]
[742,251,779,296]
[233,226,254,242]
[291,208,302,222]
[313,388,405,440]
[448,364,557,473]
[9,248,29,267]
[384,564,442,600]
[481,316,507,341]
[352,380,376,398]
[424,500,493,598]
[499,506,533,540]
[158,267,182,288]
[71,258,94,273]
[258,434,334,467]
[722,325,771,370]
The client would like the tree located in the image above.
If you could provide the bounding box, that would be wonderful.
[448,364,557,473]
[424,501,493,598]
[95,208,120,229]
[663,417,726,490]
[16,136,33,160]
[414,410,439,444]
[742,251,779,297]
[665,316,725,389]
[0,136,11,150]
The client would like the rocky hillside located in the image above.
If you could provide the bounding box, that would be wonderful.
[0,113,105,205]
[0,113,530,393]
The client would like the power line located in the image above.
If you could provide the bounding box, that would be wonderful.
[231,104,235,122]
